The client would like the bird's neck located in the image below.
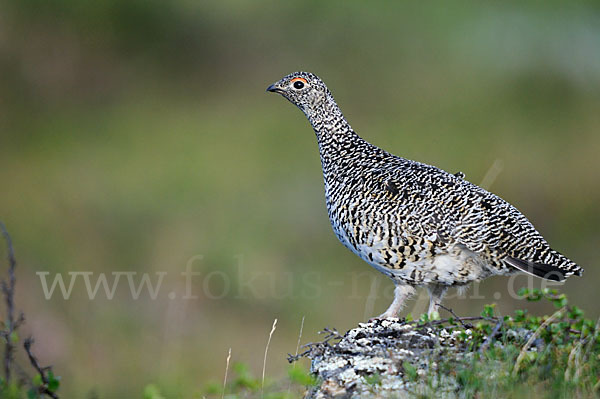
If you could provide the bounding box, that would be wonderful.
[307,96,354,138]
[306,97,369,176]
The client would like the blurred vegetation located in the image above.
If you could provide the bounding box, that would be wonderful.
[0,0,599,397]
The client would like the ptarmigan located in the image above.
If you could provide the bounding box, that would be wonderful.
[267,71,582,318]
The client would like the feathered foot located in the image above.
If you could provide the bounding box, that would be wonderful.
[370,284,416,321]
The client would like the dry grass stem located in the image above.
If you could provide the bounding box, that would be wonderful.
[261,318,278,398]
[222,348,231,399]
[513,307,564,375]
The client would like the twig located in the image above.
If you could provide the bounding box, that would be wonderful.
[319,327,341,341]
[287,347,312,363]
[437,304,469,329]
[1,222,17,383]
[513,308,564,375]
[261,318,277,398]
[479,320,503,353]
[409,316,498,328]
[302,327,342,347]
[288,326,342,363]
[23,338,59,399]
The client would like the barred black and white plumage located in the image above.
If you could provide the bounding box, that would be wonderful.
[267,71,583,318]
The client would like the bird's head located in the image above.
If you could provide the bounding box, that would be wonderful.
[266,71,331,117]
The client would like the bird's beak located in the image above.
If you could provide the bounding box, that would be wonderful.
[266,84,284,94]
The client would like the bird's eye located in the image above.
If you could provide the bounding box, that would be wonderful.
[291,77,307,90]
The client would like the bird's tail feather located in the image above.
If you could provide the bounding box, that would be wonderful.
[504,257,566,282]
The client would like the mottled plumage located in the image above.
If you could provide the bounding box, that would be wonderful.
[267,71,582,318]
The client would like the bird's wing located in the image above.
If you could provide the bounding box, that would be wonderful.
[453,183,582,278]
[365,162,582,279]
[364,162,465,243]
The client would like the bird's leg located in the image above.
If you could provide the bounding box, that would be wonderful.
[427,284,448,318]
[373,284,416,320]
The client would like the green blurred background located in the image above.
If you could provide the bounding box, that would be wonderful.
[1,0,599,397]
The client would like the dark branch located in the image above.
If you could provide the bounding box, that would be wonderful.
[437,303,470,329]
[1,222,17,383]
[24,338,59,399]
[479,320,504,353]
[0,223,59,398]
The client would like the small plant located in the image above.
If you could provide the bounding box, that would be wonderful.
[402,361,418,382]
[363,372,381,387]
[287,365,318,387]
[231,362,261,392]
[143,384,165,399]
[0,224,60,399]
[417,288,600,398]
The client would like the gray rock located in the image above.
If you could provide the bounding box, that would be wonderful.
[293,318,519,399]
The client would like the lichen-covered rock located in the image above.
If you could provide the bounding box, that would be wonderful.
[298,318,488,399]
[289,294,599,399]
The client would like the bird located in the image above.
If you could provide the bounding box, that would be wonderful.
[266,71,583,319]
